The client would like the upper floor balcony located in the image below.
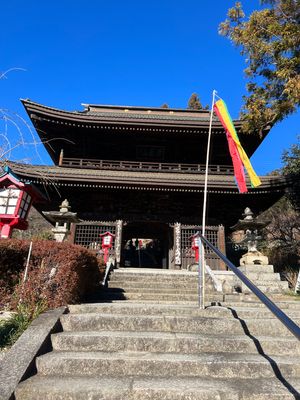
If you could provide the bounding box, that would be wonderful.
[59,156,234,175]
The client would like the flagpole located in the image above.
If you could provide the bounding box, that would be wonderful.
[198,89,217,309]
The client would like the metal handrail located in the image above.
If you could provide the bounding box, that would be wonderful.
[199,234,300,341]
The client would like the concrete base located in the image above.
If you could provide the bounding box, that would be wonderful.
[235,264,289,294]
[52,226,70,242]
[240,251,269,266]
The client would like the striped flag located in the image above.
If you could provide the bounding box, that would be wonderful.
[213,99,261,193]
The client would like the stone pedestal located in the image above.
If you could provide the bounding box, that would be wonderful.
[235,264,289,294]
[52,223,70,242]
[240,251,269,266]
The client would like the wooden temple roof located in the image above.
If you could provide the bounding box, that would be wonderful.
[6,161,290,195]
[21,100,269,166]
[22,99,226,127]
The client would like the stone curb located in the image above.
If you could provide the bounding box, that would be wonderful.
[0,306,67,400]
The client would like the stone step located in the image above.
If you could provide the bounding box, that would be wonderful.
[97,290,293,302]
[60,312,299,337]
[240,272,281,281]
[108,280,289,295]
[35,351,300,379]
[224,306,300,320]
[241,282,289,294]
[108,283,289,296]
[95,291,207,302]
[109,280,201,289]
[110,272,282,284]
[51,330,300,356]
[113,268,199,275]
[61,313,245,334]
[68,303,300,320]
[110,271,200,282]
[109,275,210,283]
[239,265,275,273]
[69,303,232,316]
[15,375,300,400]
[97,290,230,302]
[106,286,210,295]
[222,299,300,309]
[108,277,203,285]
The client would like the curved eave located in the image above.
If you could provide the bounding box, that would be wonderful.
[6,162,290,196]
[21,99,242,130]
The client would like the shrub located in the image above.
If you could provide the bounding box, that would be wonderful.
[0,239,104,311]
[0,240,30,308]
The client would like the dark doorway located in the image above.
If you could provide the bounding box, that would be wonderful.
[121,222,171,269]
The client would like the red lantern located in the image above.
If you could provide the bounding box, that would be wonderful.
[191,233,201,262]
[0,167,41,239]
[100,231,115,263]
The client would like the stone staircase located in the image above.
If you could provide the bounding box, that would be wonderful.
[97,268,230,303]
[15,269,300,399]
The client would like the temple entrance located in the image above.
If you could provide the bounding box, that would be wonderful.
[121,222,171,268]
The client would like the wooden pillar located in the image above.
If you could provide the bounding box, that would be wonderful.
[115,219,123,268]
[68,223,76,244]
[217,224,226,270]
[173,222,181,270]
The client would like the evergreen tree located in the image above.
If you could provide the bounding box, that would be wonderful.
[220,1,300,135]
[282,136,300,209]
[259,139,300,284]
[187,93,202,110]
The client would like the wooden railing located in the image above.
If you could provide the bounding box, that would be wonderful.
[60,157,234,175]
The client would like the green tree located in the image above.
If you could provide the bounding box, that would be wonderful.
[282,136,300,209]
[187,93,203,110]
[282,138,300,176]
[259,139,300,285]
[261,196,299,284]
[220,1,300,136]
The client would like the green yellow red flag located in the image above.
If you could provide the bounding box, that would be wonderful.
[213,99,261,193]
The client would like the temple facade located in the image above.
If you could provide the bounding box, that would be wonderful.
[6,100,291,270]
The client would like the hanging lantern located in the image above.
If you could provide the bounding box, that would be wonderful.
[0,167,41,239]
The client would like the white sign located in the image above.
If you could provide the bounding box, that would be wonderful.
[103,236,111,246]
[194,237,201,247]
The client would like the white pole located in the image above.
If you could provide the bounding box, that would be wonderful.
[202,89,217,237]
[23,241,33,283]
[198,90,217,309]
[20,241,33,304]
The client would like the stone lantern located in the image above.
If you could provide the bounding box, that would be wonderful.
[42,199,80,242]
[231,207,269,266]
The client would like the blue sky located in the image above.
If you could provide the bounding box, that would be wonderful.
[1,0,299,174]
